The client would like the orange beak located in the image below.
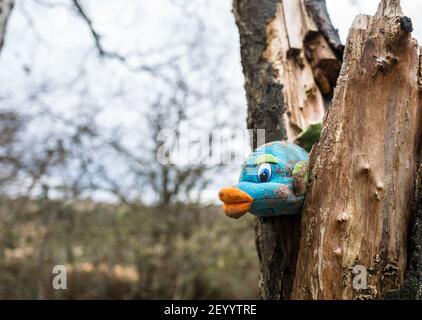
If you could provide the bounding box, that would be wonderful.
[218,187,253,219]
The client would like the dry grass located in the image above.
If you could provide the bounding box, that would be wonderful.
[0,198,259,299]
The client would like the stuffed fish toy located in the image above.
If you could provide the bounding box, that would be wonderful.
[218,141,310,219]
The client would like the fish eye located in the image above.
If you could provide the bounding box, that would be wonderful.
[257,163,272,183]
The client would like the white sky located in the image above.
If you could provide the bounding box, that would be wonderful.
[327,0,422,42]
[1,0,421,203]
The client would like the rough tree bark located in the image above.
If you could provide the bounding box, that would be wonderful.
[0,0,14,54]
[292,0,422,299]
[385,162,422,299]
[232,0,342,299]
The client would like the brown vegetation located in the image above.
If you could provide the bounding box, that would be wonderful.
[0,197,259,299]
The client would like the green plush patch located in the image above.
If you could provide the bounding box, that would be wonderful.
[294,123,322,152]
[292,161,307,176]
[292,161,309,196]
[255,154,279,165]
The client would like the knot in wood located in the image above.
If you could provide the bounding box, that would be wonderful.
[400,16,413,33]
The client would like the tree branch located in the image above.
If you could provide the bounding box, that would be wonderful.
[0,0,15,54]
[71,0,105,56]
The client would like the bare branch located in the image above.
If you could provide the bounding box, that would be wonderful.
[0,0,15,54]
[71,0,105,56]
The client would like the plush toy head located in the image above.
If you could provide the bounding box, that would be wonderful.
[218,142,309,219]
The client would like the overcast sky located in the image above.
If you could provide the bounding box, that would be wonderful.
[327,0,422,41]
[1,0,421,203]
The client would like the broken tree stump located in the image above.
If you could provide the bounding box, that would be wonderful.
[292,0,422,299]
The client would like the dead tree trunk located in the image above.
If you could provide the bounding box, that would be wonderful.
[0,0,14,54]
[232,0,341,299]
[385,162,422,299]
[292,0,422,299]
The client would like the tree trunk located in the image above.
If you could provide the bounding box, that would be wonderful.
[0,0,14,54]
[292,0,422,299]
[385,162,422,299]
[232,0,341,299]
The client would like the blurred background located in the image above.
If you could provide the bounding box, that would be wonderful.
[0,0,421,299]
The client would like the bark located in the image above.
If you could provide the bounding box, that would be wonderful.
[0,0,14,54]
[385,162,422,299]
[304,0,343,58]
[292,0,422,299]
[232,0,341,299]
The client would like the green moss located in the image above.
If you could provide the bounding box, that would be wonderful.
[294,123,322,152]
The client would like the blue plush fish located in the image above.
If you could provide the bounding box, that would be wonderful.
[218,141,310,219]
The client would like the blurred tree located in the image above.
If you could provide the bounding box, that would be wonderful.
[0,0,14,54]
[0,0,237,203]
[0,0,253,300]
[0,111,22,186]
